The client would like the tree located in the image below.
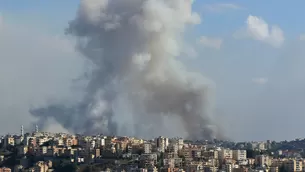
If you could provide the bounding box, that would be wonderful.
[136,149,144,155]
[56,163,78,172]
[156,152,164,168]
[246,149,260,158]
[279,164,288,172]
[80,165,103,172]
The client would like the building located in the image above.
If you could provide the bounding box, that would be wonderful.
[164,138,169,148]
[0,167,11,172]
[168,144,179,155]
[23,136,36,146]
[233,150,247,161]
[34,161,48,172]
[144,143,152,154]
[285,159,302,172]
[232,167,248,172]
[258,143,266,151]
[225,164,232,172]
[18,145,28,156]
[219,149,233,161]
[95,148,101,157]
[269,166,278,172]
[156,136,165,152]
[3,136,14,147]
[203,150,218,159]
[178,138,184,150]
[255,155,271,167]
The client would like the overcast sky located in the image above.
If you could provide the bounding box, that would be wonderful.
[1,0,305,141]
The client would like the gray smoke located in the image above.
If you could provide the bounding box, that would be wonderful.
[30,0,221,140]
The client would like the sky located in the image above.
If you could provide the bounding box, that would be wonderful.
[1,0,305,141]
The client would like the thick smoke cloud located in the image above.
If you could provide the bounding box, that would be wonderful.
[31,0,221,140]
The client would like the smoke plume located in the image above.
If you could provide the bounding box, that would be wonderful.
[30,0,220,140]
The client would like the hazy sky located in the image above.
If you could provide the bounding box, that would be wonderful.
[1,0,305,141]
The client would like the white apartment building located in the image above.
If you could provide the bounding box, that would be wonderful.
[165,138,169,148]
[90,140,96,148]
[233,150,247,160]
[225,164,232,172]
[14,136,24,145]
[168,143,179,154]
[95,138,105,147]
[219,149,233,160]
[156,136,165,152]
[203,150,218,159]
[258,143,266,151]
[39,146,48,155]
[163,158,175,168]
[23,136,35,146]
[55,138,64,146]
[18,145,28,156]
[144,143,152,154]
[286,159,302,172]
[178,138,184,150]
[255,155,271,167]
[3,136,15,147]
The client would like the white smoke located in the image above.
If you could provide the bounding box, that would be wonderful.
[31,0,222,140]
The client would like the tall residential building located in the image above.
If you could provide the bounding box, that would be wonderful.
[3,136,14,147]
[23,136,36,146]
[165,138,169,148]
[156,136,165,152]
[178,138,184,150]
[258,142,266,151]
[285,159,302,172]
[219,149,233,160]
[203,150,218,159]
[225,164,232,172]
[21,125,24,136]
[100,138,105,146]
[233,150,247,161]
[144,143,152,154]
[255,155,271,167]
[168,143,179,155]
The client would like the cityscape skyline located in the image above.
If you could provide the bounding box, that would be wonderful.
[2,125,304,143]
[1,0,305,142]
[0,129,305,171]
